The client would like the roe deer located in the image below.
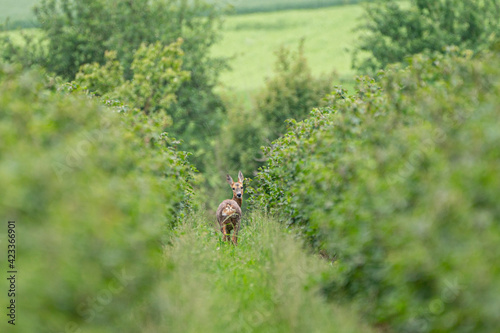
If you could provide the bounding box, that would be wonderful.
[216,171,244,245]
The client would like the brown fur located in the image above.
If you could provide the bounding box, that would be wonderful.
[216,171,244,245]
[226,171,244,208]
[216,199,242,245]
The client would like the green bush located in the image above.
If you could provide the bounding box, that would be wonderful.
[2,0,228,172]
[214,92,268,179]
[0,29,47,69]
[353,0,500,74]
[249,48,500,332]
[256,41,335,140]
[0,64,194,332]
[74,39,190,116]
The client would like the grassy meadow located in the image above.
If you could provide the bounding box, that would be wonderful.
[156,210,373,332]
[0,0,37,21]
[213,4,363,94]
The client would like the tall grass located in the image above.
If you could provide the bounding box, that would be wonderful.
[153,210,372,332]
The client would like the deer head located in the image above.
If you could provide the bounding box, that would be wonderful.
[227,171,244,207]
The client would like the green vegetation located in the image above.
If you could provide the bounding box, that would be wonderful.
[353,0,500,73]
[22,0,226,172]
[257,41,335,139]
[0,65,372,333]
[1,2,363,95]
[156,210,372,332]
[0,0,37,20]
[74,39,190,116]
[216,42,335,182]
[209,3,363,191]
[0,64,194,332]
[1,0,499,332]
[212,4,363,93]
[249,47,500,332]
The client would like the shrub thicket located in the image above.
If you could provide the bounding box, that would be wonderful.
[249,47,500,332]
[1,0,227,171]
[257,41,335,140]
[0,29,47,69]
[0,64,194,332]
[215,92,268,178]
[353,0,500,74]
[74,39,190,116]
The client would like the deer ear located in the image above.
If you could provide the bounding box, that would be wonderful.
[227,174,234,185]
[238,171,244,183]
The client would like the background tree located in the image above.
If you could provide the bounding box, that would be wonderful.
[256,41,335,140]
[33,0,227,170]
[75,39,190,116]
[353,0,500,73]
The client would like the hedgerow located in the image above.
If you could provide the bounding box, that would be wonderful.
[248,47,500,332]
[353,0,500,74]
[0,63,194,332]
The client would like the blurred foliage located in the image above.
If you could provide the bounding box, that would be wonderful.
[215,92,267,180]
[0,28,47,69]
[0,63,195,332]
[249,47,500,332]
[0,0,228,172]
[74,39,190,116]
[353,0,500,74]
[256,41,335,140]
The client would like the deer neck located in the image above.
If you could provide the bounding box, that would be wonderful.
[232,195,242,208]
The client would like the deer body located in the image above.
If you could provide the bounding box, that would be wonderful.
[216,199,242,244]
[216,171,244,245]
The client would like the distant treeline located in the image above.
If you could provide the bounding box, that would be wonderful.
[0,0,370,30]
[0,18,39,31]
[221,0,371,14]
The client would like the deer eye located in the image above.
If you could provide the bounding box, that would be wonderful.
[232,188,235,190]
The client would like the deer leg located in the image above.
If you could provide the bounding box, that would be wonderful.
[232,222,240,246]
[226,224,234,243]
[222,224,227,242]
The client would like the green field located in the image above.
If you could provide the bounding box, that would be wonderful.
[213,4,363,93]
[0,0,37,20]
